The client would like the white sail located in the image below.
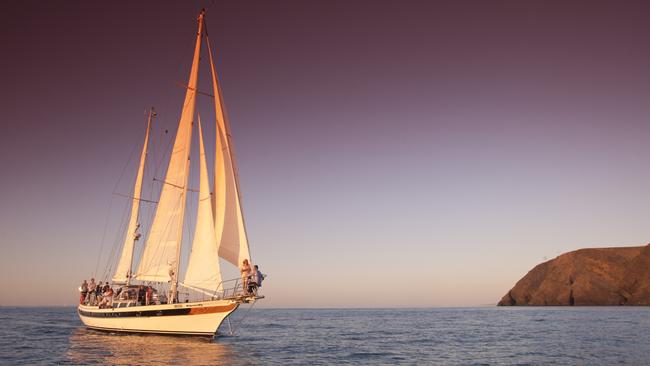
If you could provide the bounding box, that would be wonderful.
[206,40,252,267]
[135,13,204,282]
[112,111,152,284]
[183,117,222,292]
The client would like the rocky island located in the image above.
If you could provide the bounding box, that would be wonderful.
[499,244,650,306]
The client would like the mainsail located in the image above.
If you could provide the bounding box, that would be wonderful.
[135,12,204,282]
[112,109,152,284]
[206,39,252,267]
[183,117,222,292]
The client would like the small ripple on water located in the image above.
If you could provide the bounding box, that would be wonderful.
[347,351,398,359]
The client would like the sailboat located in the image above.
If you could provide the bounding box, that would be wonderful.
[77,9,263,336]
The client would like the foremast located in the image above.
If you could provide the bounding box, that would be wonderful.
[112,107,154,285]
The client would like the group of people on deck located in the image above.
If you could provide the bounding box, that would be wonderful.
[79,262,264,307]
[240,259,265,295]
[79,280,161,308]
[79,278,114,308]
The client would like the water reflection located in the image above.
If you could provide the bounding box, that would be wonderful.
[66,327,248,365]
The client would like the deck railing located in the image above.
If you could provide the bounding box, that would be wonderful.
[79,276,263,307]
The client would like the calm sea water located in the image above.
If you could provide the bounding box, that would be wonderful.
[0,307,648,365]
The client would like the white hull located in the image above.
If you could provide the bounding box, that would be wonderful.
[78,299,239,336]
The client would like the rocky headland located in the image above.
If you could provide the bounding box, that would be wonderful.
[498,244,650,306]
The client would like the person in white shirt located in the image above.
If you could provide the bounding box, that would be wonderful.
[240,259,251,293]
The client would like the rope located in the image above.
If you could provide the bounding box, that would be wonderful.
[228,300,258,336]
[103,199,131,281]
[93,198,114,278]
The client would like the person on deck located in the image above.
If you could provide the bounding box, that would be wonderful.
[240,259,251,294]
[88,278,97,305]
[145,286,152,306]
[254,265,264,287]
[99,287,114,308]
[138,285,145,305]
[248,265,259,294]
[80,280,88,304]
[105,287,114,308]
[248,265,265,295]
[96,282,104,305]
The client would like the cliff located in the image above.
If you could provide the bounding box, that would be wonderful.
[498,244,650,306]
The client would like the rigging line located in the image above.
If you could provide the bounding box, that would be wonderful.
[104,201,130,282]
[112,119,147,195]
[99,113,148,280]
[152,125,175,179]
[93,197,114,279]
[184,193,196,276]
[146,113,158,204]
[152,177,199,192]
[176,82,215,97]
[139,107,155,204]
[102,112,152,281]
[151,13,196,178]
[150,67,197,188]
[142,130,158,250]
[143,141,159,249]
[112,192,159,204]
[230,300,258,336]
[103,195,131,281]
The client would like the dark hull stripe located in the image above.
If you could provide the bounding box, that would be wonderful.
[86,325,215,337]
[79,307,192,318]
[78,303,237,318]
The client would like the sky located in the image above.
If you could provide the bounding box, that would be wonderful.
[1,0,650,307]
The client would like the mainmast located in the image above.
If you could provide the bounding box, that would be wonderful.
[135,10,204,304]
[169,9,205,302]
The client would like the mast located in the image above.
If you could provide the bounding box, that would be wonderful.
[112,107,154,285]
[135,10,204,303]
[169,9,205,302]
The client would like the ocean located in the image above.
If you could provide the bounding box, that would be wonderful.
[0,307,648,365]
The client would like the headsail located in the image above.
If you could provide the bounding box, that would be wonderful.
[135,12,204,282]
[112,109,153,284]
[183,116,222,292]
[206,38,252,267]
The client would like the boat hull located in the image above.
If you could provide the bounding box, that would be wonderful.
[77,299,239,336]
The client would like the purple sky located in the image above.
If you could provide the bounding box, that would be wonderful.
[2,1,650,306]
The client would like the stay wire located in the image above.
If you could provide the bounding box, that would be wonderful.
[229,300,258,336]
[93,198,113,279]
[94,115,149,280]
